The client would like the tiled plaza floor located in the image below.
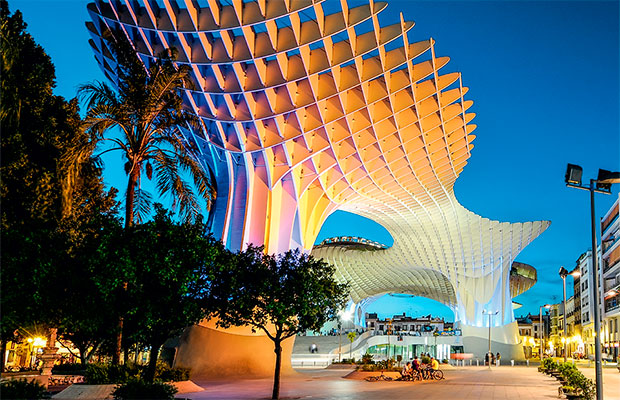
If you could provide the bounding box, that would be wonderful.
[186,366,573,400]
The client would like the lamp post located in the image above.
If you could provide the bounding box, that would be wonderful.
[565,164,620,400]
[338,321,342,363]
[559,267,581,362]
[338,310,353,363]
[482,309,498,367]
[539,304,551,361]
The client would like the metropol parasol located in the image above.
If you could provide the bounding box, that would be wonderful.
[86,0,549,373]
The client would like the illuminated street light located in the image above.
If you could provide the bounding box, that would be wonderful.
[565,164,620,400]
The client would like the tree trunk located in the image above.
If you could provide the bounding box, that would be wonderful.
[112,164,140,364]
[1,340,6,372]
[123,345,130,365]
[77,344,88,366]
[112,317,123,365]
[145,342,161,383]
[125,164,139,229]
[272,340,282,400]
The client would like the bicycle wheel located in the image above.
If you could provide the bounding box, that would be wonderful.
[432,370,444,380]
[383,376,393,381]
[365,376,378,382]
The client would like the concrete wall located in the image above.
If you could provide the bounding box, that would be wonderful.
[461,321,525,361]
[174,319,295,378]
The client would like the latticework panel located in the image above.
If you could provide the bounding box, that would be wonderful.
[87,0,549,326]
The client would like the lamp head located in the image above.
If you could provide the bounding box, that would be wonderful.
[570,269,581,278]
[565,164,583,186]
[559,266,568,278]
[544,304,551,309]
[596,169,620,191]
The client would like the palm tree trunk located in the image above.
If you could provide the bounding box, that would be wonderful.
[113,167,140,364]
[272,340,282,400]
[125,166,140,229]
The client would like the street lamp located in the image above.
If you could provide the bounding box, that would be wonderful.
[559,266,580,362]
[565,164,620,400]
[539,304,551,361]
[482,309,498,367]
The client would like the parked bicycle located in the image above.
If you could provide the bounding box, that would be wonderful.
[365,371,393,382]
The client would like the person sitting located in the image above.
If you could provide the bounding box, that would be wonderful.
[401,362,413,380]
[412,356,421,372]
[431,357,439,371]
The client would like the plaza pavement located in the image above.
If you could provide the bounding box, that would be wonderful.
[579,366,619,400]
[184,365,576,400]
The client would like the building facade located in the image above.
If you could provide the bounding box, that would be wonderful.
[601,194,620,361]
[365,313,451,336]
[517,313,549,359]
[578,248,604,359]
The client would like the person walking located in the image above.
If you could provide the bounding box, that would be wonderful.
[496,352,501,366]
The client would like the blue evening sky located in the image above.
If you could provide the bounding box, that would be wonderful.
[10,0,619,321]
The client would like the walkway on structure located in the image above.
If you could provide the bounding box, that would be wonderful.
[185,366,569,399]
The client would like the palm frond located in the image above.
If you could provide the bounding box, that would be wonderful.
[133,186,153,224]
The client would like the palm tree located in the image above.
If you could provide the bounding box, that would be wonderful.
[78,32,214,363]
[79,34,213,228]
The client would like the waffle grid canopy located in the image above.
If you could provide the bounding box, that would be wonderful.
[87,0,549,327]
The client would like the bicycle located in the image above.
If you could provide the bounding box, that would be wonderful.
[430,369,444,380]
[365,372,393,382]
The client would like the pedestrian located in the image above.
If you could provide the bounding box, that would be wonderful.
[496,352,501,366]
[484,352,489,365]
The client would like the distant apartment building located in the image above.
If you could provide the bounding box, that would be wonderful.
[517,312,549,358]
[577,248,604,358]
[365,313,452,335]
[547,296,579,358]
[601,193,620,361]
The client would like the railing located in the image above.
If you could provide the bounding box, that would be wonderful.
[290,359,332,368]
[603,258,620,274]
[316,236,389,249]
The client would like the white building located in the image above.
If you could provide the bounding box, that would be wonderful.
[578,246,604,358]
[601,193,620,361]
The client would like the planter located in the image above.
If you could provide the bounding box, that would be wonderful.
[565,393,585,400]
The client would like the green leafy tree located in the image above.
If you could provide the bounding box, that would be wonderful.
[347,331,357,361]
[124,205,226,382]
[211,246,349,400]
[0,0,117,370]
[55,213,127,365]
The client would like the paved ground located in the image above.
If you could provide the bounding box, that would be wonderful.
[579,366,619,400]
[185,366,570,400]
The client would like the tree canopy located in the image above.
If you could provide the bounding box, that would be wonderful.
[123,205,228,381]
[0,0,117,368]
[211,246,349,399]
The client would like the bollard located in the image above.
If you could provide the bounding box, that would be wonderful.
[469,359,472,366]
[511,360,514,367]
[476,359,479,367]
[526,359,529,367]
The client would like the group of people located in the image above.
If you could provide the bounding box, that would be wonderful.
[485,352,501,366]
[400,356,439,380]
